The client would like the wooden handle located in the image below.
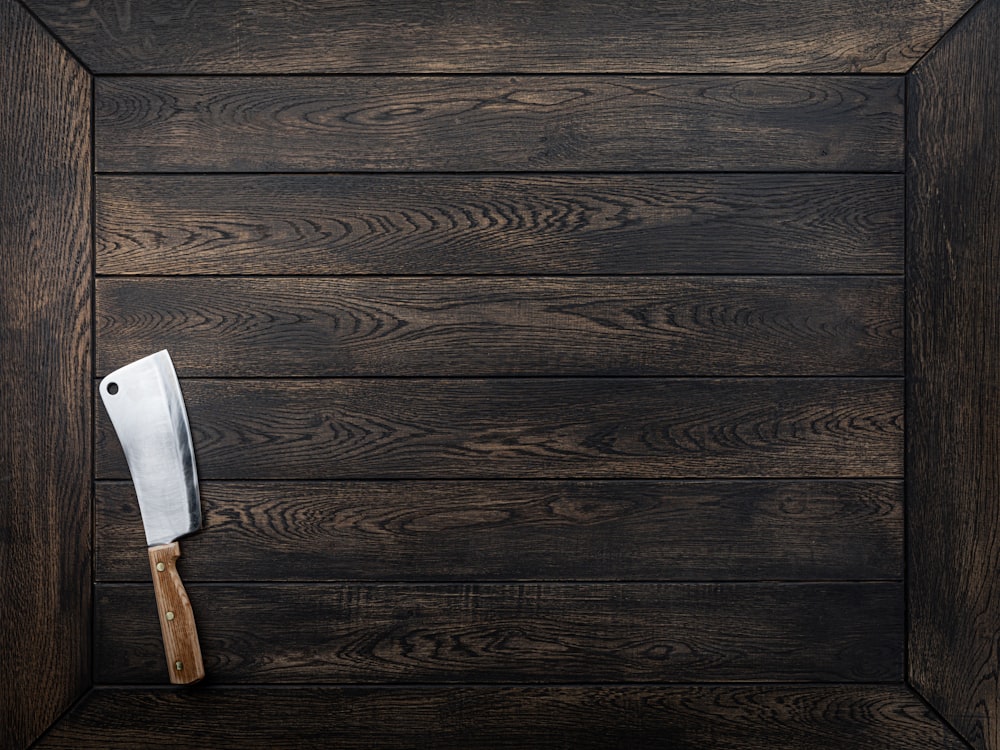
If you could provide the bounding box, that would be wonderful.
[148,541,205,685]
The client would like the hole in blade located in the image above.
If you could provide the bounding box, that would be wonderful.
[107,382,118,395]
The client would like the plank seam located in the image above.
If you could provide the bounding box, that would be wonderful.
[92,375,907,381]
[903,59,912,692]
[94,580,905,587]
[94,477,903,484]
[93,71,911,78]
[88,54,97,702]
[96,476,906,482]
[94,169,906,176]
[93,273,906,280]
[96,581,906,586]
[94,273,906,280]
[91,680,908,687]
[94,169,906,175]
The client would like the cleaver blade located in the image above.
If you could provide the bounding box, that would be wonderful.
[100,349,205,685]
[100,349,200,546]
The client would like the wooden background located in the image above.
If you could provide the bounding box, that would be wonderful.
[4,0,996,748]
[89,53,910,688]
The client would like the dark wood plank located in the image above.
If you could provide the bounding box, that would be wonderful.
[96,277,903,378]
[94,76,904,173]
[94,583,902,683]
[95,174,904,276]
[36,686,967,750]
[0,3,91,748]
[95,379,903,480]
[95,479,903,582]
[908,1,1000,748]
[24,0,977,74]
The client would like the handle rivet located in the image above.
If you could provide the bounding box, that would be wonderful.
[175,661,183,671]
[156,562,165,572]
[165,611,175,621]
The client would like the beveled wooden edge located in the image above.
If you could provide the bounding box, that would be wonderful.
[906,0,1000,748]
[15,0,985,75]
[33,685,969,749]
[2,1,91,748]
[14,0,992,76]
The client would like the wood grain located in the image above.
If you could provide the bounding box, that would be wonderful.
[94,76,904,173]
[95,174,904,276]
[95,379,903,480]
[96,174,903,275]
[94,583,902,683]
[147,542,205,685]
[0,3,91,748]
[23,0,977,74]
[36,685,967,750]
[95,479,903,582]
[908,1,1000,748]
[96,277,903,377]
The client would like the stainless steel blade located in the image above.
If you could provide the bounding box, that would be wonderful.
[99,350,201,546]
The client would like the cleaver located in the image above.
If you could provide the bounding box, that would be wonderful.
[100,350,205,685]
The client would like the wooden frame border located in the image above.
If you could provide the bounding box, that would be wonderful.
[3,1,996,747]
[907,1,1000,747]
[1,2,91,748]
